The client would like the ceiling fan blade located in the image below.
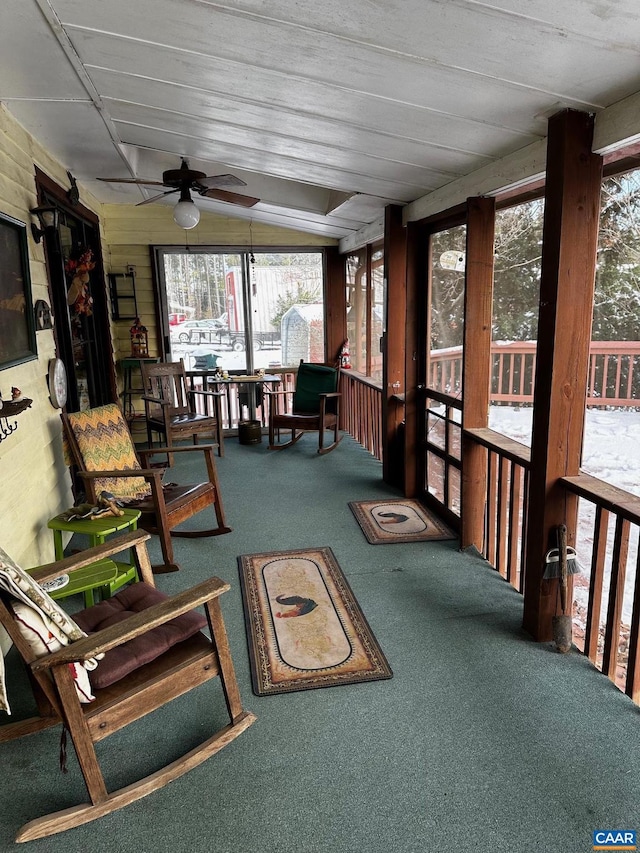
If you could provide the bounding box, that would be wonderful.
[199,188,259,207]
[198,174,247,189]
[135,188,180,206]
[97,178,167,186]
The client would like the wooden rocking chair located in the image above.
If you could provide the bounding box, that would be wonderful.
[0,531,256,843]
[62,404,231,573]
[141,358,224,457]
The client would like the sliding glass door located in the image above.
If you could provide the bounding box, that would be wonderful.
[156,249,324,373]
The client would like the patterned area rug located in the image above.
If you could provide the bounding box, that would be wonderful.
[237,547,392,696]
[349,498,456,544]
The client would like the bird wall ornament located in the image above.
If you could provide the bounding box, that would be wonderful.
[0,388,33,442]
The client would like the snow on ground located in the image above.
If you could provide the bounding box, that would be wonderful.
[489,405,640,625]
[171,341,284,372]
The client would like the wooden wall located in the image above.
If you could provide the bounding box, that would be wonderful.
[0,105,85,566]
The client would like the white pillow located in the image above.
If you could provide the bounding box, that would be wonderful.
[12,601,95,703]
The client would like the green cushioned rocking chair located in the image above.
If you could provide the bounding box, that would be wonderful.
[266,361,342,455]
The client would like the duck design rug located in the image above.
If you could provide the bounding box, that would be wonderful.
[349,498,456,545]
[237,547,392,696]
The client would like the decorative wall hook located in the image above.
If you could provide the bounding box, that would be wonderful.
[0,388,33,443]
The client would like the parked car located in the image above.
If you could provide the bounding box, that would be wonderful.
[168,312,187,326]
[170,318,227,344]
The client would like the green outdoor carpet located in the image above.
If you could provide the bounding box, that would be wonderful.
[0,432,639,853]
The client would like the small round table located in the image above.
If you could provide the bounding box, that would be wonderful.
[45,508,142,607]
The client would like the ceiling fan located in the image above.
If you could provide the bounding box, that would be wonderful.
[97,159,259,229]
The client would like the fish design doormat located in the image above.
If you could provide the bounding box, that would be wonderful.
[237,547,392,696]
[349,499,456,544]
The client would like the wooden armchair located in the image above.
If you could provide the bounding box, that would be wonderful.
[62,403,231,573]
[266,360,342,455]
[141,358,224,457]
[0,531,255,842]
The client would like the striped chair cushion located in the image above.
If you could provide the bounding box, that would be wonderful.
[66,404,152,501]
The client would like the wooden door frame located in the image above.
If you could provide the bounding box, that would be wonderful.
[405,206,466,504]
[34,167,116,410]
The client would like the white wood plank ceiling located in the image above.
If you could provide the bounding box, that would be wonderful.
[2,0,640,240]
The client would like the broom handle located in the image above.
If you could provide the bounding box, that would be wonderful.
[558,524,568,614]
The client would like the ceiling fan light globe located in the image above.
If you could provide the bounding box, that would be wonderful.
[173,199,200,229]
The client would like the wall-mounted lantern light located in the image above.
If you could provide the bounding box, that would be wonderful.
[30,205,59,244]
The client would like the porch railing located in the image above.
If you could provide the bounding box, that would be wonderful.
[185,351,640,705]
[456,428,639,704]
[339,371,383,459]
[336,339,640,465]
[340,343,640,706]
[560,474,640,704]
[186,367,297,431]
[431,341,640,407]
[463,428,530,593]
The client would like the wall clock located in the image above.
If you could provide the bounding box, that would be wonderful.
[48,358,68,409]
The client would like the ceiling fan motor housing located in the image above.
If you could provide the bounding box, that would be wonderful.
[162,166,207,187]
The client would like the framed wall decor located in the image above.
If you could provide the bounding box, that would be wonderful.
[0,211,37,370]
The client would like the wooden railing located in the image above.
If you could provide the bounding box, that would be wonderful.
[186,367,297,431]
[339,371,383,459]
[560,474,640,704]
[456,429,640,704]
[183,356,640,704]
[334,346,640,706]
[430,341,640,407]
[463,428,531,592]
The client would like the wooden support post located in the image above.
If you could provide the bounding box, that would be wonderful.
[522,110,603,641]
[324,246,346,365]
[461,196,495,551]
[383,205,408,488]
[403,221,423,497]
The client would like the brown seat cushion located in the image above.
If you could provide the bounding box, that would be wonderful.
[73,582,207,689]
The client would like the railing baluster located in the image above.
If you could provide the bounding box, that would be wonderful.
[496,457,509,578]
[625,354,633,400]
[626,546,640,704]
[602,517,630,681]
[584,505,609,664]
[614,353,623,404]
[486,451,498,566]
[507,462,522,588]
[519,469,530,593]
[497,353,505,398]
